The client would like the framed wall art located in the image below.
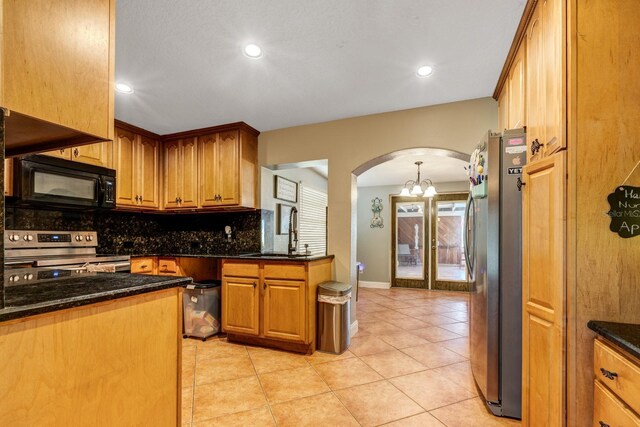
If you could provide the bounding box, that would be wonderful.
[274,175,298,203]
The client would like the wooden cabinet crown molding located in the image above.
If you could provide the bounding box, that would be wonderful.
[493,0,540,99]
[162,121,260,141]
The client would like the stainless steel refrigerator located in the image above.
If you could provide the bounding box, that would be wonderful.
[464,129,526,419]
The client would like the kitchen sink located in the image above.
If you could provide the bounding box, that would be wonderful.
[239,252,309,258]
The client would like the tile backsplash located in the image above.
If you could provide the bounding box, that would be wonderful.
[5,205,262,255]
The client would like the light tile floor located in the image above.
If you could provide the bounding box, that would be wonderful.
[181,287,521,426]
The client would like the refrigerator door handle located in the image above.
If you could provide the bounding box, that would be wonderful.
[463,193,474,277]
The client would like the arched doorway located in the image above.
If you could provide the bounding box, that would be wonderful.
[353,147,471,291]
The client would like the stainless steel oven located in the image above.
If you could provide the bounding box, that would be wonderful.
[12,154,116,209]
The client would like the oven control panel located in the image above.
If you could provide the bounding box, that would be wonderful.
[5,230,98,248]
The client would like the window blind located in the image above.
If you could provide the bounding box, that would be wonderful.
[298,185,328,256]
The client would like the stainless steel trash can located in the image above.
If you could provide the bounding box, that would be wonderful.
[317,281,352,354]
[182,280,221,341]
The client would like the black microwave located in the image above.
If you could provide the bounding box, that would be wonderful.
[12,154,116,209]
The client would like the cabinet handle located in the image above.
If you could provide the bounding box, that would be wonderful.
[517,177,526,191]
[599,421,610,427]
[178,197,183,204]
[140,265,147,269]
[531,139,544,155]
[73,148,79,157]
[59,149,65,154]
[263,282,267,290]
[600,368,618,380]
[252,282,257,288]
[175,197,179,204]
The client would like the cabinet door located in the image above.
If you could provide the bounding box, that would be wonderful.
[73,141,112,167]
[263,280,306,342]
[4,158,13,196]
[222,277,260,336]
[180,138,199,208]
[163,141,181,209]
[216,131,240,206]
[508,43,526,130]
[498,87,509,132]
[198,133,219,207]
[542,0,564,155]
[138,136,160,208]
[521,151,566,427]
[114,127,138,207]
[41,148,72,160]
[525,5,545,163]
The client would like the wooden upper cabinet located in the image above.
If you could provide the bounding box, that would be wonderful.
[199,131,240,207]
[114,127,138,208]
[526,4,545,164]
[498,87,509,132]
[163,141,181,209]
[163,138,198,209]
[181,138,199,208]
[542,0,564,155]
[508,43,526,130]
[41,142,112,167]
[138,136,160,208]
[41,148,72,160]
[114,125,160,209]
[521,151,566,427]
[2,0,115,143]
[73,142,112,168]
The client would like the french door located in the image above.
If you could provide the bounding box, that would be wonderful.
[391,192,469,289]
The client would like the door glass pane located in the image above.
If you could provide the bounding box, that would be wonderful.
[33,171,96,199]
[436,201,467,282]
[395,201,425,279]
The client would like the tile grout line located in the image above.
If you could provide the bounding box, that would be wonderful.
[245,345,280,426]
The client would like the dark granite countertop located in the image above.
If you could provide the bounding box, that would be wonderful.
[0,271,191,323]
[126,253,335,262]
[588,320,640,360]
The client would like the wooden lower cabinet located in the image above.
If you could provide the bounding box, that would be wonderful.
[521,151,566,426]
[0,288,181,426]
[131,257,216,281]
[223,276,260,336]
[263,279,306,342]
[593,339,640,426]
[221,258,333,353]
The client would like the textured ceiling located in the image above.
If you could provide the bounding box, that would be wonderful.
[357,154,468,187]
[115,0,525,134]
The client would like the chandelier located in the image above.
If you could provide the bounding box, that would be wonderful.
[398,161,438,197]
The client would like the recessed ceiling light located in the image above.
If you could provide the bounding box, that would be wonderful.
[416,65,434,77]
[243,43,263,59]
[115,82,134,94]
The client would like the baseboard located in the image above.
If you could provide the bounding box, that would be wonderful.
[358,280,391,289]
[350,320,359,338]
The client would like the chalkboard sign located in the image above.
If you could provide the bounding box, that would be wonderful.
[607,185,640,238]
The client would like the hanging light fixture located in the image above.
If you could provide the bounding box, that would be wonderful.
[398,161,438,197]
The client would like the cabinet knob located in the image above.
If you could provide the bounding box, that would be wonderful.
[73,148,79,157]
[263,283,267,290]
[517,177,526,191]
[140,265,147,269]
[178,197,183,204]
[600,367,618,380]
[599,421,610,427]
[531,139,544,155]
[135,195,140,203]
[59,149,65,154]
[252,282,257,288]
[175,197,179,204]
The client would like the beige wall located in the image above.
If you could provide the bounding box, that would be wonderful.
[259,97,497,319]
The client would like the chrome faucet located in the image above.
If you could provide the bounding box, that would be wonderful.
[288,207,298,255]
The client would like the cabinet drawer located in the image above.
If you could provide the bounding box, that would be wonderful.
[131,257,156,274]
[158,258,179,274]
[264,263,306,280]
[594,380,640,427]
[223,262,259,278]
[594,339,640,415]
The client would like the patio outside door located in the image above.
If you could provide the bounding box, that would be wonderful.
[391,197,428,288]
